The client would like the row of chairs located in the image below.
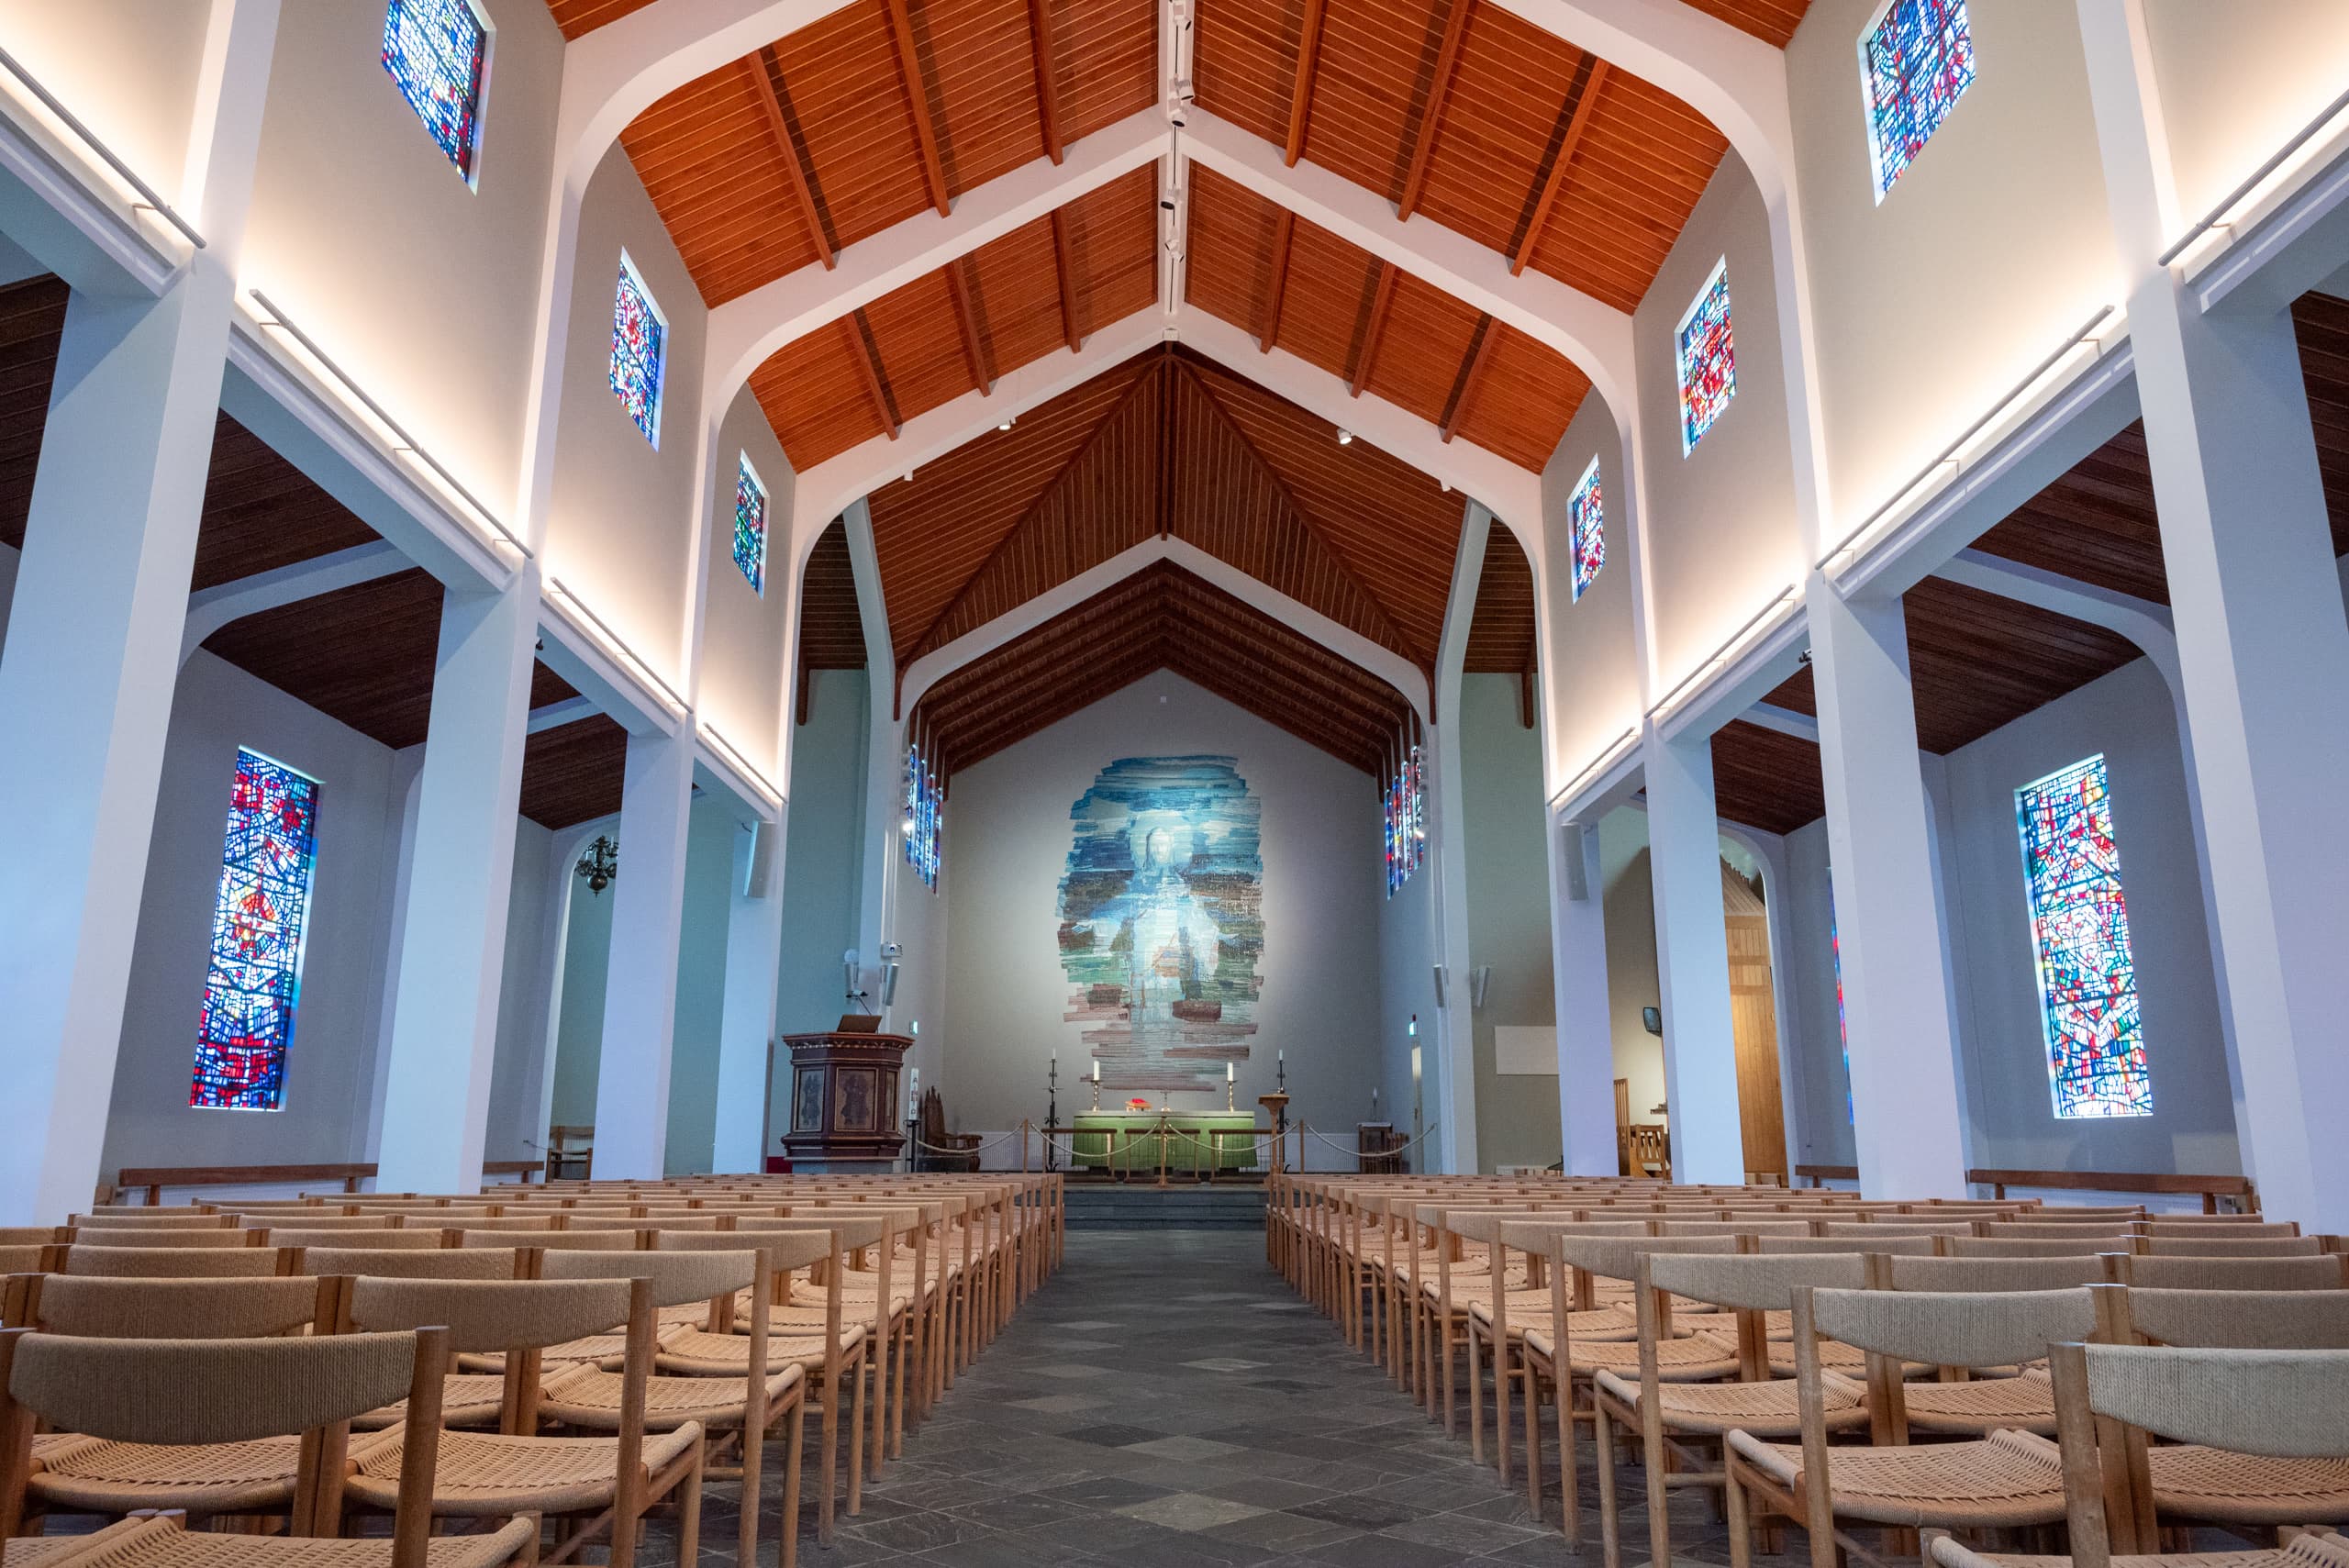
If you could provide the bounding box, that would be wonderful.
[1269,1175,2347,1568]
[1,1173,1057,1568]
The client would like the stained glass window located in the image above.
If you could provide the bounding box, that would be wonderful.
[1830,895,1852,1123]
[904,743,941,888]
[1384,745,1427,897]
[191,750,320,1112]
[733,455,768,596]
[382,0,488,180]
[1861,0,1976,201]
[1675,259,1736,454]
[1568,457,1604,601]
[610,253,665,447]
[2016,754,2150,1119]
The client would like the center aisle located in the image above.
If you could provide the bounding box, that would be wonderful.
[737,1227,1600,1567]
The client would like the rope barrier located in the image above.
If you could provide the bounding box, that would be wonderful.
[907,1128,1030,1155]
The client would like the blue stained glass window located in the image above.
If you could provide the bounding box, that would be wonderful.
[1862,0,1976,201]
[1385,746,1426,897]
[2016,754,2151,1119]
[1568,457,1604,601]
[1675,259,1736,454]
[191,750,320,1112]
[905,743,941,888]
[1830,894,1852,1123]
[382,0,488,180]
[611,252,666,447]
[734,455,768,596]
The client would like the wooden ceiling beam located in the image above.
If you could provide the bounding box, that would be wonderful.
[1511,56,1608,277]
[944,258,994,395]
[1396,0,1475,222]
[844,312,899,440]
[1050,207,1082,352]
[882,0,952,216]
[1350,262,1399,397]
[1026,0,1063,163]
[1284,0,1328,167]
[746,49,835,271]
[1259,209,1295,353]
[1440,316,1498,443]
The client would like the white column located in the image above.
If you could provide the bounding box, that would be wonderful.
[374,580,540,1194]
[587,729,697,1180]
[1642,726,1743,1184]
[0,0,279,1224]
[1550,818,1619,1177]
[1808,580,1969,1199]
[711,809,786,1173]
[2079,0,2349,1229]
[1429,502,1487,1173]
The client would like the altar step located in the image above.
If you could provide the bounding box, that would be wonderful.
[1062,1183,1267,1229]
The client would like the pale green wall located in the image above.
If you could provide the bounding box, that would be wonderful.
[1462,673,1561,1172]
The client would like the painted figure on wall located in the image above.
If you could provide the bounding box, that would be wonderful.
[1056,756,1263,1091]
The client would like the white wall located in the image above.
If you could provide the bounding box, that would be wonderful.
[662,798,740,1174]
[1540,393,1638,787]
[1378,805,1442,1169]
[699,385,796,785]
[2144,0,2349,228]
[1631,151,1802,695]
[1462,673,1562,1172]
[1598,806,1667,1132]
[549,842,615,1129]
[544,143,707,692]
[772,668,869,1142]
[243,0,564,522]
[1781,813,1855,1167]
[1787,0,2121,547]
[0,0,206,214]
[941,671,1386,1148]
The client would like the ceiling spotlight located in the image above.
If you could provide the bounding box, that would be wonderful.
[1337,428,1353,446]
[901,472,914,484]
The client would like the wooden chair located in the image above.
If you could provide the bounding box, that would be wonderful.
[1929,1341,2349,1568]
[913,1090,980,1173]
[335,1275,700,1568]
[2106,1252,2349,1290]
[0,1325,539,1568]
[51,1229,264,1251]
[539,1245,809,1568]
[290,1249,533,1431]
[543,1127,594,1183]
[1724,1284,2094,1568]
[53,1246,284,1278]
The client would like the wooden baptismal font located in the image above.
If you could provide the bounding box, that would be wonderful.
[779,1018,910,1172]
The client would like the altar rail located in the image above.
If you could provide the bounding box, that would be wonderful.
[106,1159,543,1207]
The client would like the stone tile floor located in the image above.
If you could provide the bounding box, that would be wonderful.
[676,1227,1810,1568]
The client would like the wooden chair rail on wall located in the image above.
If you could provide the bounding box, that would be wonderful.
[1965,1168,2258,1213]
[107,1161,545,1207]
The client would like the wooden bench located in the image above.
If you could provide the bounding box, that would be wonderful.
[109,1159,543,1207]
[1796,1163,1859,1187]
[1966,1166,2258,1213]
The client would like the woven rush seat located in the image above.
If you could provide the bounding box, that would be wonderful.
[1531,1328,1741,1379]
[538,1363,804,1430]
[1470,1296,1642,1340]
[1900,1370,2057,1433]
[656,1324,863,1375]
[1725,1428,2067,1527]
[28,1433,365,1516]
[0,1519,540,1568]
[1593,1366,1869,1434]
[345,1425,702,1515]
[2146,1445,2349,1523]
[460,1321,688,1373]
[355,1371,544,1431]
[1929,1531,2349,1568]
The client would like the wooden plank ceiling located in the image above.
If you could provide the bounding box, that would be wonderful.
[864,343,1464,691]
[912,559,1416,778]
[1465,520,1538,725]
[795,517,866,723]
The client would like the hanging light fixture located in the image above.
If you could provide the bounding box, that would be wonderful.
[574,835,618,895]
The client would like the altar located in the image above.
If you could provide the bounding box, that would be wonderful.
[1070,1111,1256,1173]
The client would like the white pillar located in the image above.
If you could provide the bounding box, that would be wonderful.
[1429,502,1487,1173]
[374,580,540,1194]
[1642,726,1744,1184]
[587,729,697,1180]
[1550,818,1619,1176]
[0,0,279,1224]
[2079,0,2349,1229]
[711,810,785,1173]
[1808,581,1969,1199]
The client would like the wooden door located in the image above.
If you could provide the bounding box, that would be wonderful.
[1724,913,1787,1182]
[1612,1078,1631,1175]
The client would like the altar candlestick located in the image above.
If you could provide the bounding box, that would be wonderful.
[1226,1062,1234,1083]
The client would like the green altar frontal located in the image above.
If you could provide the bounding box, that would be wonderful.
[1070,1112,1258,1172]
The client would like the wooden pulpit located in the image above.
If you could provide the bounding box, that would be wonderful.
[780,1020,910,1172]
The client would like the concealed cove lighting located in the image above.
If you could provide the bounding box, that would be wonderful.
[1337,428,1353,445]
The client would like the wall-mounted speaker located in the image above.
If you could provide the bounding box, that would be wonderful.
[1431,964,1447,1007]
[744,819,775,898]
[1563,823,1590,902]
[1470,965,1492,1009]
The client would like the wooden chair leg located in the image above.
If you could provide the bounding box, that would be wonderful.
[676,1440,703,1568]
[738,1409,764,1565]
[1726,1462,1754,1568]
[1520,1363,1542,1513]
[1595,1402,1622,1568]
[1496,1338,1514,1485]
[847,1346,868,1515]
[780,1397,805,1568]
[1467,1324,1485,1461]
[1643,1406,1674,1568]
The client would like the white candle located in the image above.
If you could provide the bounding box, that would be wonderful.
[1227,1062,1234,1083]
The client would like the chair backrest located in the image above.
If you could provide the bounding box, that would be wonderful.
[61,1227,260,1249]
[0,1230,62,1248]
[1944,1234,2132,1258]
[1886,1252,2111,1291]
[296,1247,526,1280]
[1806,1284,2095,1368]
[20,1274,329,1338]
[1556,1233,1737,1284]
[66,1211,232,1229]
[0,1246,52,1276]
[2112,1252,2349,1291]
[346,1276,633,1353]
[233,1213,401,1230]
[1818,1219,1973,1237]
[656,1228,838,1273]
[2136,1234,2321,1257]
[1996,1220,2144,1239]
[2141,1218,2299,1237]
[262,1227,448,1251]
[2069,1341,2349,1458]
[2116,1285,2349,1350]
[1,1326,428,1444]
[1648,1251,1866,1313]
[1757,1234,1937,1257]
[1651,1218,1815,1237]
[453,1227,648,1251]
[540,1247,760,1309]
[59,1245,282,1278]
